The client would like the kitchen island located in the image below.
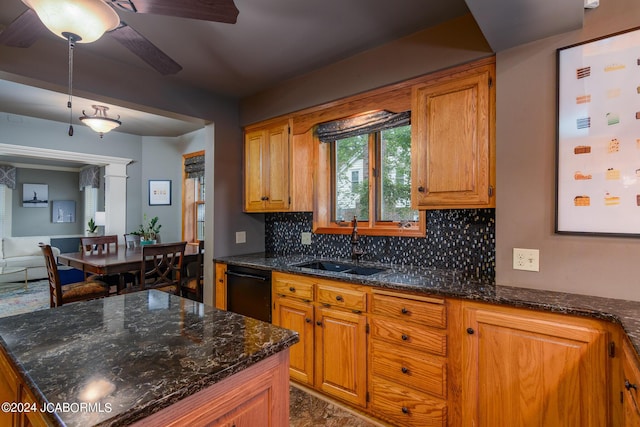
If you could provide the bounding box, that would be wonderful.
[0,290,298,427]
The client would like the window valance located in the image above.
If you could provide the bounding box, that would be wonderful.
[184,155,205,179]
[79,166,100,190]
[0,165,16,189]
[315,110,411,143]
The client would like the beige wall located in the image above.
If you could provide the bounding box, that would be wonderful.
[496,0,640,300]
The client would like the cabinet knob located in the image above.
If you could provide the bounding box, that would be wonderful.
[401,307,409,314]
[336,295,344,302]
[289,287,296,292]
[401,334,409,341]
[264,196,269,201]
[401,367,409,374]
[316,321,322,326]
[467,327,475,335]
[401,407,410,415]
[417,186,425,193]
[305,318,312,323]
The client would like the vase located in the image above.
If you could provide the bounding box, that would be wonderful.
[140,239,156,245]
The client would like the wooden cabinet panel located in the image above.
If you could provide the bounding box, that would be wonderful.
[214,263,226,310]
[462,303,608,427]
[315,306,367,407]
[273,274,313,301]
[623,339,640,427]
[371,317,447,356]
[273,297,314,385]
[411,64,495,209]
[264,124,289,210]
[316,284,367,313]
[371,291,446,328]
[370,376,447,427]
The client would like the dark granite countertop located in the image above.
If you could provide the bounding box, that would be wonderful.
[216,252,640,357]
[0,290,298,427]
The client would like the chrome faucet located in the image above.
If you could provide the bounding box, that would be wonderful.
[351,216,365,262]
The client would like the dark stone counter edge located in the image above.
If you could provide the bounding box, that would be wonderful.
[215,253,640,359]
[0,326,299,427]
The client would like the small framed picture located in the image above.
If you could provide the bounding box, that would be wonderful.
[149,180,171,206]
[23,183,48,208]
[52,200,76,223]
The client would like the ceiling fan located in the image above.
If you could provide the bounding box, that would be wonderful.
[0,0,240,75]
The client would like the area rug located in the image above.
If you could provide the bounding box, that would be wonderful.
[0,280,49,318]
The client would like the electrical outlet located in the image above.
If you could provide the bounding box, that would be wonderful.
[513,248,539,272]
[301,232,312,245]
[235,231,246,244]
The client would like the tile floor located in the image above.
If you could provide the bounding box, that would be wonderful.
[289,385,386,427]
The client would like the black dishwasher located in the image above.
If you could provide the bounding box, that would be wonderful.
[225,265,272,323]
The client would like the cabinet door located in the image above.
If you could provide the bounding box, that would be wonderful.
[411,66,494,209]
[623,339,640,427]
[264,123,290,211]
[214,263,226,310]
[315,306,367,407]
[273,297,314,385]
[462,304,608,427]
[244,129,266,211]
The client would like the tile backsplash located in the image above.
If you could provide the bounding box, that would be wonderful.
[265,209,495,278]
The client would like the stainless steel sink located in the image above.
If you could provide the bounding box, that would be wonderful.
[292,260,387,276]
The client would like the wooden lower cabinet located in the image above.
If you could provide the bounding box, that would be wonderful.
[214,262,226,310]
[461,301,609,427]
[623,338,640,427]
[273,296,314,385]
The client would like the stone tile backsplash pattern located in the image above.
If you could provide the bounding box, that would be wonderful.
[265,210,495,277]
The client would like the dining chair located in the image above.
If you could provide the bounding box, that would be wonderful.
[124,233,141,249]
[140,241,187,295]
[80,234,135,292]
[80,235,118,255]
[181,240,204,302]
[40,243,109,307]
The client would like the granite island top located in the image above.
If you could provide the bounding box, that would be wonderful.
[0,290,299,427]
[215,252,640,357]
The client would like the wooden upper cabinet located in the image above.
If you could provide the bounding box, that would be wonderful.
[244,119,312,213]
[411,63,495,209]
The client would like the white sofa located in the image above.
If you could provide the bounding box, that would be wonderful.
[0,236,60,283]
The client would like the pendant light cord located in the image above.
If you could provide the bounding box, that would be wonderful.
[67,36,75,136]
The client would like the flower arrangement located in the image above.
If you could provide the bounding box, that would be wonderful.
[131,215,161,242]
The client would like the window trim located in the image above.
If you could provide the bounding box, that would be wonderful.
[313,128,425,237]
[182,150,205,244]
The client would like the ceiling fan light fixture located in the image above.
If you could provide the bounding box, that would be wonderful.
[80,105,122,137]
[21,0,120,43]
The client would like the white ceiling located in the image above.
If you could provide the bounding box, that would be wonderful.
[0,0,586,140]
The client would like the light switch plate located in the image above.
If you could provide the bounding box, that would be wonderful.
[235,231,246,244]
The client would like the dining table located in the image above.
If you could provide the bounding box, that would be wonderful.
[57,244,200,291]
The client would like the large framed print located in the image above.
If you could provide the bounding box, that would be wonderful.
[148,180,171,206]
[556,27,640,236]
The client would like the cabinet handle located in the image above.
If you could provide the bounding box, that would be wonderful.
[336,295,344,302]
[264,196,269,201]
[316,321,322,326]
[626,380,640,416]
[401,334,409,341]
[401,367,409,374]
[289,286,296,292]
[401,407,410,415]
[467,327,475,335]
[417,186,425,193]
[305,318,312,323]
[401,307,409,314]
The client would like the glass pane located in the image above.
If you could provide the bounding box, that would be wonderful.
[196,203,205,241]
[334,134,369,222]
[379,125,418,222]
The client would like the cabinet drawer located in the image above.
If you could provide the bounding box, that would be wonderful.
[316,284,367,312]
[273,276,313,301]
[371,340,446,398]
[371,318,447,356]
[370,376,447,427]
[371,292,446,328]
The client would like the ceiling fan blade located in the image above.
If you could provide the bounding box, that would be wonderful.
[110,0,239,24]
[0,9,49,48]
[108,23,182,75]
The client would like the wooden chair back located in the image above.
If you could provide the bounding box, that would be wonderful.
[124,233,141,249]
[181,240,204,302]
[80,235,119,255]
[40,243,108,307]
[141,241,187,294]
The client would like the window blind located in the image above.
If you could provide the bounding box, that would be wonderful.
[315,110,411,143]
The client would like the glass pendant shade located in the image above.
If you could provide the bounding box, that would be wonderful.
[22,0,120,43]
[80,105,122,136]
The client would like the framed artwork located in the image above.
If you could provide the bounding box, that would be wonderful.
[22,183,48,208]
[556,27,640,236]
[52,200,76,223]
[149,180,171,206]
